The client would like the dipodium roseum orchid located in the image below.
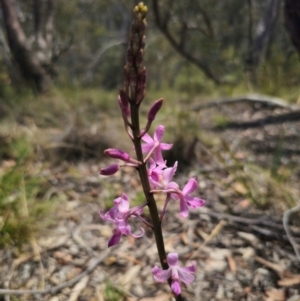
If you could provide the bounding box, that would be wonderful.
[141,125,173,165]
[149,161,178,189]
[170,178,206,218]
[99,3,205,299]
[152,253,196,296]
[99,194,145,247]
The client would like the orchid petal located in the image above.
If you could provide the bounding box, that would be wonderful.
[154,125,165,141]
[129,227,145,238]
[153,148,164,164]
[162,162,177,183]
[167,253,179,266]
[141,143,154,153]
[160,142,173,150]
[171,280,181,296]
[179,198,189,218]
[182,178,198,194]
[148,158,156,170]
[108,229,122,247]
[181,262,196,274]
[167,181,179,190]
[152,266,172,282]
[187,197,205,209]
[141,133,153,143]
[114,193,129,212]
[130,206,143,216]
[178,268,195,284]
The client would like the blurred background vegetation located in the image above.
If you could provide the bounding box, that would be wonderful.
[0,0,299,95]
[0,0,299,247]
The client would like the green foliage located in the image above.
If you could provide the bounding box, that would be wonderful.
[212,114,230,127]
[0,133,56,248]
[104,282,124,301]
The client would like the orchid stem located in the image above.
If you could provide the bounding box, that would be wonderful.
[160,194,170,221]
[124,4,185,300]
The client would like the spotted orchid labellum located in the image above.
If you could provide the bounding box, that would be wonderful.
[99,3,205,299]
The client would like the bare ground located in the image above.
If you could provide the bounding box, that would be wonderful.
[0,98,300,301]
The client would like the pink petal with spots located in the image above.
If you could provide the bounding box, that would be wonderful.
[154,125,165,141]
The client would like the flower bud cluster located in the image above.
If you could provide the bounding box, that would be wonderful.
[123,2,147,104]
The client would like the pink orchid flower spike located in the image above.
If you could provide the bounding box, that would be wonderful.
[152,253,196,296]
[141,125,173,165]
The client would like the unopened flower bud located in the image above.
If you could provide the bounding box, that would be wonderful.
[148,98,163,121]
[134,2,147,20]
[140,35,146,49]
[136,49,144,66]
[136,88,146,104]
[126,49,133,66]
[138,2,145,10]
[104,148,131,162]
[140,20,147,34]
[99,164,119,176]
[129,69,137,88]
[137,67,147,90]
[123,66,130,88]
[118,90,130,116]
[132,33,140,54]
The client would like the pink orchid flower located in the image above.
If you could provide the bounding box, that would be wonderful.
[149,161,178,190]
[152,253,196,296]
[99,194,144,247]
[169,178,205,218]
[141,125,173,165]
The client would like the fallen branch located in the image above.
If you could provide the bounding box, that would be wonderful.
[254,256,285,277]
[198,210,300,244]
[283,204,300,262]
[213,110,300,130]
[192,94,299,111]
[198,210,292,231]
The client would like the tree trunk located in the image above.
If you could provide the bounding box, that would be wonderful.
[0,0,52,92]
[245,0,280,84]
[284,0,300,57]
[252,0,280,67]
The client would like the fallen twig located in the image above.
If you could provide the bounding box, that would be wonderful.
[254,256,285,277]
[198,210,300,244]
[192,94,299,111]
[213,110,300,130]
[198,210,291,231]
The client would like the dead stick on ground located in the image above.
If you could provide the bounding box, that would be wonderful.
[188,219,227,260]
[192,94,299,111]
[283,204,300,262]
